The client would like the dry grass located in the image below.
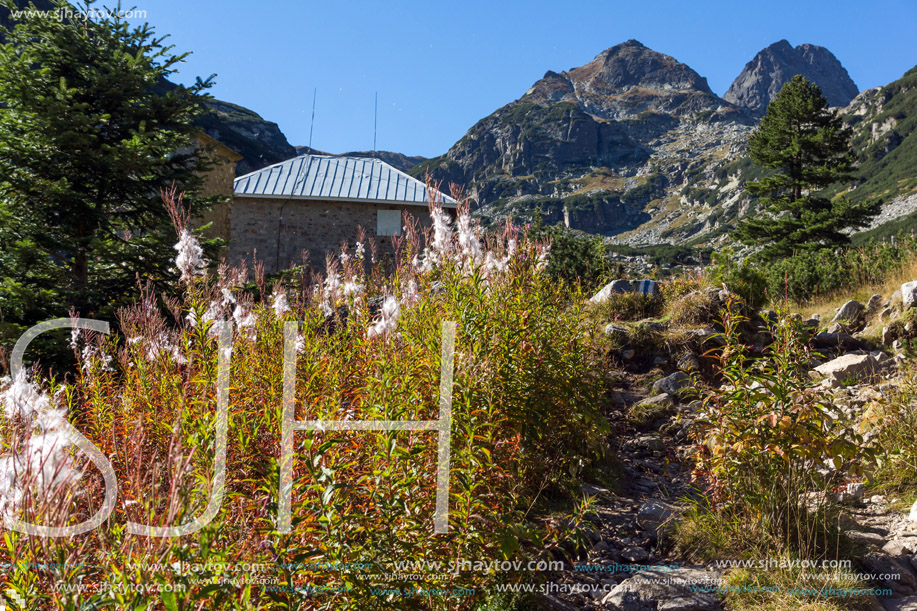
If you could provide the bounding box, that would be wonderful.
[722,566,878,611]
[783,257,917,321]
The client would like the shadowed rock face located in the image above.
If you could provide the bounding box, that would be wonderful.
[724,39,858,116]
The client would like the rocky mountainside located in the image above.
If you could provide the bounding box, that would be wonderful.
[724,40,859,116]
[665,64,917,248]
[413,40,915,249]
[294,146,427,173]
[198,100,297,176]
[412,40,754,236]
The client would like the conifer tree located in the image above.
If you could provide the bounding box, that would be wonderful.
[736,75,879,260]
[0,0,214,342]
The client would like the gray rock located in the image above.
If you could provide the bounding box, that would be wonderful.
[605,323,629,337]
[884,538,917,556]
[867,293,884,314]
[636,394,675,410]
[813,331,860,349]
[621,349,636,360]
[814,353,878,383]
[637,499,682,541]
[847,482,866,499]
[844,530,886,547]
[590,279,634,303]
[903,281,917,309]
[620,545,649,563]
[827,322,847,334]
[833,299,864,322]
[910,500,917,523]
[882,596,917,611]
[862,552,917,595]
[652,372,691,395]
[602,567,722,610]
[591,279,660,303]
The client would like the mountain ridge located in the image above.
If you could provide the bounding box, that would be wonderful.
[412,39,912,249]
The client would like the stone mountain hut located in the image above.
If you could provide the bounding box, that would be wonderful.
[227,154,457,273]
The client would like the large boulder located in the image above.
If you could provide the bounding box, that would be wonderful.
[814,353,879,383]
[591,279,634,303]
[813,331,861,350]
[590,279,659,303]
[861,553,917,595]
[903,281,917,308]
[832,299,864,322]
[628,394,676,429]
[601,567,722,610]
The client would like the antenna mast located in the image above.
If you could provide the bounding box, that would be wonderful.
[308,88,317,149]
[373,91,378,157]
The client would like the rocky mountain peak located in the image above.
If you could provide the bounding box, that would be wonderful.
[724,40,858,116]
[522,40,720,120]
[578,39,713,94]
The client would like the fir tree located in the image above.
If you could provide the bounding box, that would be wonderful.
[0,0,215,345]
[736,74,880,260]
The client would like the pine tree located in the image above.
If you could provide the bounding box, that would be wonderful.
[736,75,880,260]
[0,0,215,343]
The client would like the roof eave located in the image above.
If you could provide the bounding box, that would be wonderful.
[232,192,458,208]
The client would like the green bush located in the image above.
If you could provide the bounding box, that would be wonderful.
[689,303,875,559]
[530,213,611,292]
[0,199,610,609]
[706,248,767,309]
[753,235,917,303]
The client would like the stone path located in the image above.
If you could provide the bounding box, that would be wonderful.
[540,372,917,611]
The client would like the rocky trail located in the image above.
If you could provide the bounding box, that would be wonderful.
[537,287,917,611]
[542,376,722,611]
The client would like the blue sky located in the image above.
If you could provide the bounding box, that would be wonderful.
[133,0,916,158]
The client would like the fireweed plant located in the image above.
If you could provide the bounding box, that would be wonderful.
[0,187,609,609]
[688,301,875,561]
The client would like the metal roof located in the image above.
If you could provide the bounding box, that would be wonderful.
[233,154,456,207]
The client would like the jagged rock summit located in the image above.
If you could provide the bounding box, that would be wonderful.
[724,39,858,116]
[522,39,724,120]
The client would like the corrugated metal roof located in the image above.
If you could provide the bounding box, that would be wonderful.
[233,154,457,207]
